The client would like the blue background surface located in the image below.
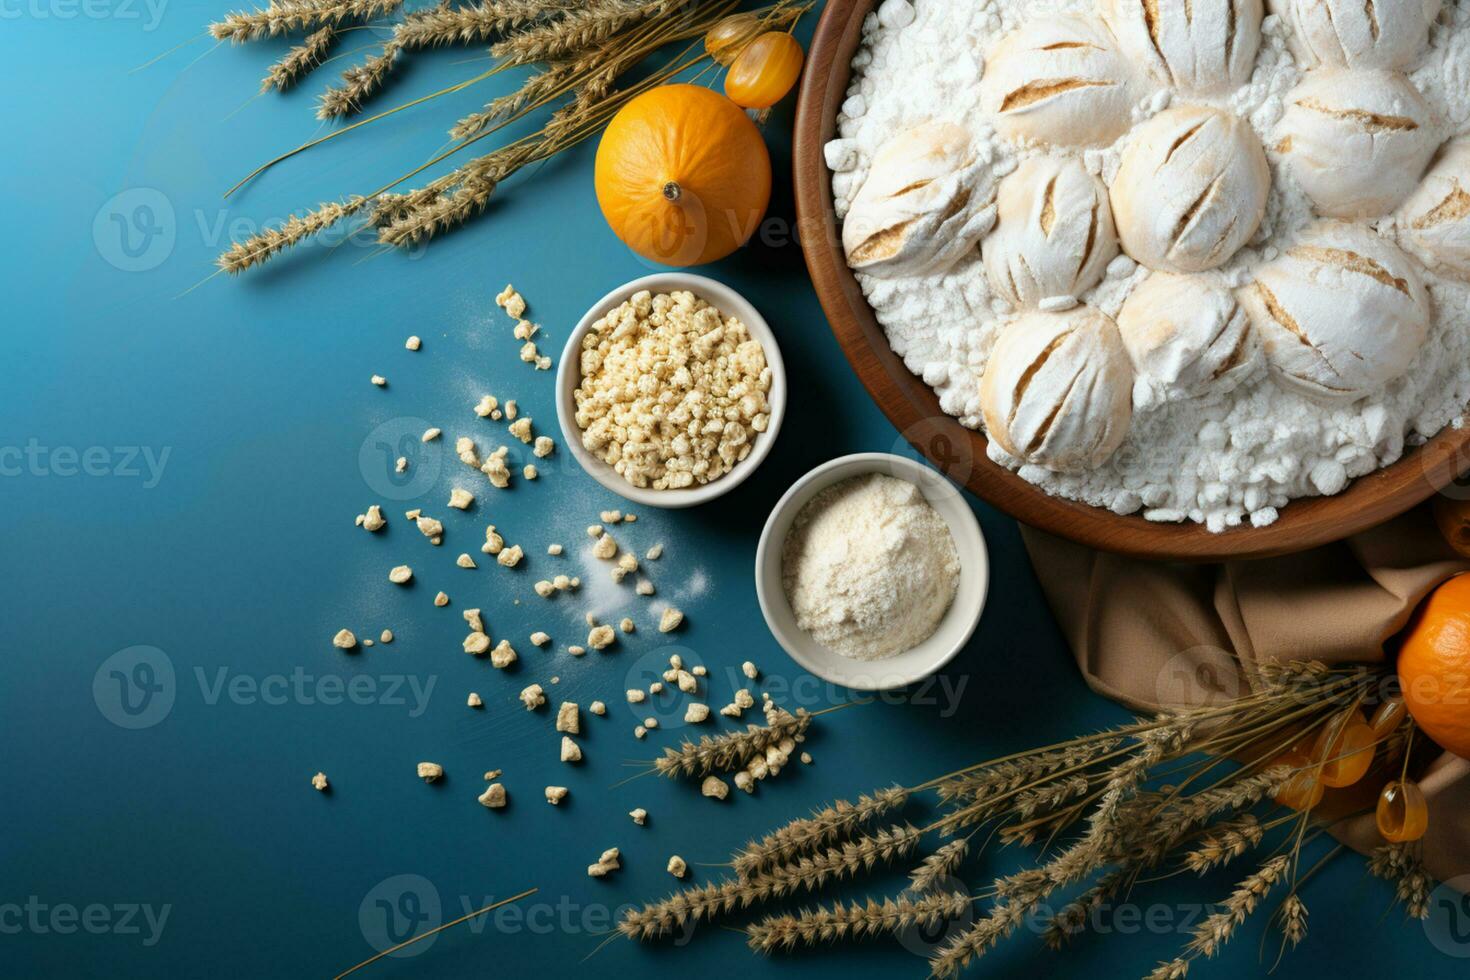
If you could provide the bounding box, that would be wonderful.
[1,3,1458,977]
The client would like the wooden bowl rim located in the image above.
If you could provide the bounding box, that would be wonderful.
[791,0,1470,562]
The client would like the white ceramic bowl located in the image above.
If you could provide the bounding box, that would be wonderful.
[555,273,787,509]
[755,453,989,690]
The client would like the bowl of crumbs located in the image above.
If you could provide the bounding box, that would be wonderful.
[755,453,989,690]
[556,272,787,509]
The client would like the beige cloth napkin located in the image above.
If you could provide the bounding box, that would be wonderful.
[1020,505,1470,885]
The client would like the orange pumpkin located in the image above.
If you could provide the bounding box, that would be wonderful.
[1397,572,1470,759]
[594,84,771,267]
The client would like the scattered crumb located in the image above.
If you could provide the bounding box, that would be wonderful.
[649,681,664,695]
[416,515,443,539]
[379,629,394,643]
[560,736,582,763]
[619,617,635,634]
[587,625,616,650]
[800,752,813,764]
[508,418,533,443]
[534,580,555,598]
[405,336,421,350]
[371,375,386,387]
[497,544,524,567]
[645,543,663,560]
[701,776,729,800]
[636,579,655,596]
[513,319,537,341]
[457,553,477,569]
[481,447,511,488]
[311,772,329,792]
[684,703,710,724]
[464,608,485,633]
[421,427,440,442]
[434,591,449,607]
[676,671,698,694]
[520,684,546,710]
[484,770,502,781]
[523,464,538,480]
[530,631,551,647]
[658,608,684,633]
[634,725,647,738]
[586,847,619,878]
[618,552,638,574]
[585,613,599,627]
[475,394,499,419]
[467,692,483,708]
[590,700,606,715]
[626,689,646,704]
[734,771,754,793]
[629,808,647,825]
[495,284,526,319]
[547,543,563,555]
[669,654,683,669]
[624,514,637,523]
[417,762,443,783]
[556,702,580,734]
[449,488,474,510]
[504,400,518,420]
[332,629,357,650]
[742,661,759,680]
[545,785,568,805]
[360,505,386,531]
[600,509,622,523]
[568,645,586,656]
[456,437,479,467]
[586,524,603,538]
[643,717,659,729]
[592,534,617,560]
[666,855,687,878]
[734,689,755,709]
[692,665,707,677]
[463,633,490,656]
[491,640,518,669]
[362,638,373,647]
[395,456,408,473]
[481,526,504,555]
[478,783,506,808]
[533,436,555,458]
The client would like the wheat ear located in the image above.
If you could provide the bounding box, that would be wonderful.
[261,25,337,92]
[394,0,564,48]
[732,787,908,879]
[653,709,811,779]
[211,0,403,42]
[908,839,970,893]
[317,40,402,119]
[216,197,368,274]
[747,891,973,953]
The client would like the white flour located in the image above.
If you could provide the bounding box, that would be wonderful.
[781,474,959,660]
[831,0,1470,531]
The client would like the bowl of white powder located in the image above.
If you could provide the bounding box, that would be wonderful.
[756,453,989,689]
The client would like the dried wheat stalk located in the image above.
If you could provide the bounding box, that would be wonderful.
[211,0,402,42]
[732,787,909,879]
[746,892,973,953]
[317,39,402,119]
[261,25,338,92]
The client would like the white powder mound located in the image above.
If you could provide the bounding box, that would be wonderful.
[781,474,960,660]
[831,0,1470,532]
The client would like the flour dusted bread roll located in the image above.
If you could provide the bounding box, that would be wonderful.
[842,121,997,278]
[981,157,1118,309]
[1117,272,1260,408]
[980,306,1133,472]
[1110,106,1269,273]
[1239,221,1430,401]
[1100,0,1262,94]
[1397,137,1470,280]
[1279,69,1437,219]
[979,16,1137,148]
[1270,0,1440,70]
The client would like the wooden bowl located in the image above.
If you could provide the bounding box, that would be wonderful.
[792,0,1470,561]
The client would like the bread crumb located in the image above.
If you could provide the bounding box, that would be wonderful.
[590,700,606,715]
[520,684,545,710]
[508,417,533,443]
[592,533,617,560]
[360,505,386,531]
[530,631,551,647]
[504,399,518,420]
[380,629,394,644]
[684,703,710,723]
[617,552,638,573]
[332,629,357,650]
[533,580,555,598]
[629,807,647,825]
[463,608,485,633]
[535,355,551,371]
[457,553,477,569]
[448,488,474,510]
[586,847,619,877]
[734,688,755,709]
[463,633,491,656]
[547,543,563,555]
[416,515,443,539]
[649,681,664,695]
[586,524,603,538]
[742,661,759,680]
[456,436,480,467]
[513,319,537,341]
[483,770,502,781]
[645,543,663,560]
[405,336,421,350]
[554,702,580,734]
[588,624,616,650]
[658,607,684,633]
[701,776,729,800]
[692,665,706,677]
[421,427,440,442]
[467,692,483,708]
[495,284,526,319]
[734,771,754,793]
[800,752,813,764]
[478,783,506,808]
[624,513,637,523]
[371,375,386,387]
[626,689,646,704]
[395,456,408,473]
[417,762,443,783]
[634,725,647,738]
[434,591,449,607]
[600,509,623,523]
[560,736,582,763]
[676,670,698,694]
[533,436,555,458]
[545,785,568,805]
[481,447,511,488]
[491,639,518,669]
[311,772,329,791]
[568,645,586,656]
[481,526,504,555]
[668,653,682,669]
[497,544,524,567]
[666,855,687,878]
[619,617,635,634]
[635,579,655,596]
[523,464,538,480]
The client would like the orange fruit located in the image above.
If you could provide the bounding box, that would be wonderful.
[593,84,771,266]
[1396,572,1470,759]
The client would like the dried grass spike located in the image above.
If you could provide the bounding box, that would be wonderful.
[261,25,337,92]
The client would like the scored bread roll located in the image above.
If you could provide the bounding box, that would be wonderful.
[979,15,1139,148]
[979,306,1133,472]
[1278,69,1438,219]
[981,156,1118,310]
[1396,137,1470,280]
[1269,0,1440,70]
[1238,221,1430,401]
[1110,105,1269,273]
[1116,271,1261,408]
[842,121,997,278]
[1100,0,1262,94]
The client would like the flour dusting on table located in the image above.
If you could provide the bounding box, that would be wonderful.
[830,0,1470,532]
